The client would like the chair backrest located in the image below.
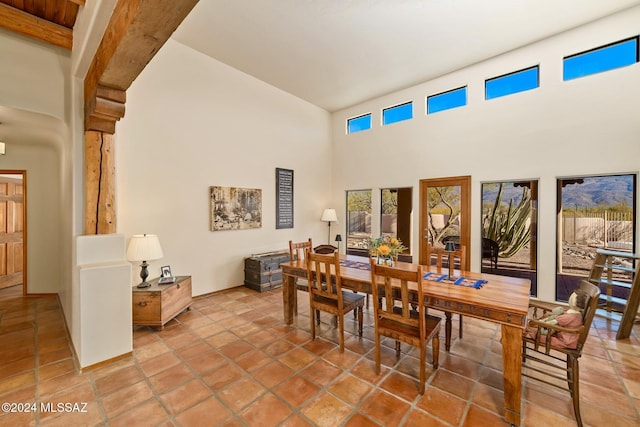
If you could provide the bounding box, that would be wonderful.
[370,258,425,340]
[306,251,343,305]
[289,238,313,261]
[574,280,601,352]
[426,245,466,273]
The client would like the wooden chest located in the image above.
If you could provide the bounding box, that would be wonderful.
[132,276,192,329]
[244,251,290,292]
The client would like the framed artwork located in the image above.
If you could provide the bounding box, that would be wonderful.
[161,265,172,278]
[210,186,262,231]
[276,168,294,229]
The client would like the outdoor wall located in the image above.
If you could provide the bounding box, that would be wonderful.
[331,6,640,302]
[116,39,332,295]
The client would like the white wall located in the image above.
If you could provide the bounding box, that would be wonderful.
[0,31,69,295]
[331,7,640,301]
[116,39,332,295]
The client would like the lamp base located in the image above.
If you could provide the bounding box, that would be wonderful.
[137,261,151,288]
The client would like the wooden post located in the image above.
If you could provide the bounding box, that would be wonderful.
[85,131,116,234]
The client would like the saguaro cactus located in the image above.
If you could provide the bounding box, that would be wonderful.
[483,184,531,258]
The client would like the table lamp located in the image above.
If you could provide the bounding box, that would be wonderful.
[335,234,342,253]
[444,241,456,280]
[321,208,338,244]
[127,234,164,288]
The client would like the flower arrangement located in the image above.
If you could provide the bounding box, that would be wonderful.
[369,235,407,265]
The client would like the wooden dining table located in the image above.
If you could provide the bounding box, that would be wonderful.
[281,254,531,426]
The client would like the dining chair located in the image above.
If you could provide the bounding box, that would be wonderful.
[522,280,600,427]
[289,239,313,314]
[289,238,313,261]
[426,244,466,344]
[306,252,364,352]
[370,258,441,394]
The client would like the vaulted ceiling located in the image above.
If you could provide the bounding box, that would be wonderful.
[1,1,640,111]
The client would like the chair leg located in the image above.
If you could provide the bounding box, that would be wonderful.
[374,333,381,375]
[568,355,583,427]
[316,310,321,325]
[338,314,344,353]
[432,334,440,369]
[459,315,463,339]
[419,344,426,395]
[357,306,363,337]
[310,305,316,340]
[395,340,401,358]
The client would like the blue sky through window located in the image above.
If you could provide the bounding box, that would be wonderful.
[427,87,467,114]
[485,66,539,100]
[347,114,372,133]
[563,37,638,81]
[382,102,413,125]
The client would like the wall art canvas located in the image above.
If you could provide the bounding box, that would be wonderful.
[210,186,262,231]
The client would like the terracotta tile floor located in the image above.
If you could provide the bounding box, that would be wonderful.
[0,284,639,426]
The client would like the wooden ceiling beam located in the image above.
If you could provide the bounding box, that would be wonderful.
[0,3,72,49]
[84,0,199,132]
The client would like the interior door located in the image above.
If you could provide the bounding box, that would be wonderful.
[419,176,471,269]
[0,175,24,290]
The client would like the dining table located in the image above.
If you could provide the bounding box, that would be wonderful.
[280,254,531,426]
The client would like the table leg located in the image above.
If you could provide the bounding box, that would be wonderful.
[282,273,297,325]
[444,312,452,351]
[501,324,523,426]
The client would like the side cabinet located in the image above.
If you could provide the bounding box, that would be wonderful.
[132,276,192,329]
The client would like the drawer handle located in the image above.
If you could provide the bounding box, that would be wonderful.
[138,301,148,307]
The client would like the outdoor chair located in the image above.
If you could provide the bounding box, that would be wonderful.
[482,237,499,270]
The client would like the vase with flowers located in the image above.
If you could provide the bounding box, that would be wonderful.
[369,236,407,267]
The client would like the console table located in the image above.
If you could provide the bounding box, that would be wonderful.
[132,276,192,329]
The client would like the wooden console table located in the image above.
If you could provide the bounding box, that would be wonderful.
[132,276,192,329]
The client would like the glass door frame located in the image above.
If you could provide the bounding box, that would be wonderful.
[419,175,471,269]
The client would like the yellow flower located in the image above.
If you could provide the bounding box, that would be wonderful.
[377,244,391,256]
[389,237,399,246]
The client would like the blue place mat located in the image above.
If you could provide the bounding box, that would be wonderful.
[423,272,486,289]
[339,259,370,270]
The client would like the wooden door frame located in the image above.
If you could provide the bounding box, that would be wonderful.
[419,175,471,269]
[0,170,27,295]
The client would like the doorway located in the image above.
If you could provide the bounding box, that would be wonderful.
[419,176,471,269]
[0,172,26,294]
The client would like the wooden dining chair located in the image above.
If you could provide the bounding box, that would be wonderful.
[370,258,441,394]
[289,238,313,262]
[522,280,600,427]
[289,239,313,313]
[426,244,466,345]
[306,252,364,352]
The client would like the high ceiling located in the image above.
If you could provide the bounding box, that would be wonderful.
[172,0,640,111]
[0,1,639,112]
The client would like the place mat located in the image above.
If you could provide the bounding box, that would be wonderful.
[423,272,487,289]
[340,259,371,270]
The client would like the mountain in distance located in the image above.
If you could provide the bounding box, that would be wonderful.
[561,175,633,208]
[481,175,633,208]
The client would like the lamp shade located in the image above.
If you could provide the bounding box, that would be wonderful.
[335,234,342,242]
[321,208,338,222]
[126,234,163,262]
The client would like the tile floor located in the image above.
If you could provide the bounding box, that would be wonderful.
[0,283,639,427]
